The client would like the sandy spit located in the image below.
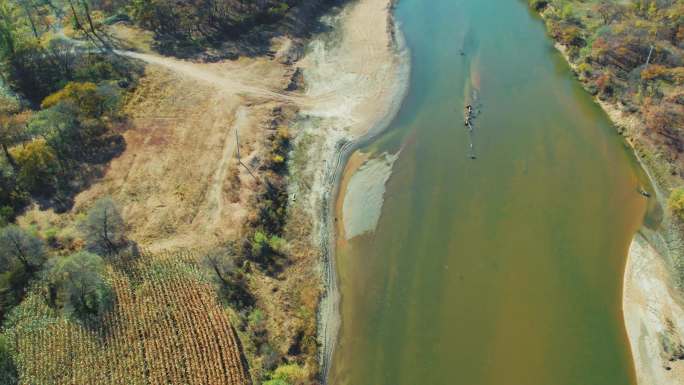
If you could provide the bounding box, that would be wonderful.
[624,230,684,385]
[288,0,411,380]
[342,151,399,240]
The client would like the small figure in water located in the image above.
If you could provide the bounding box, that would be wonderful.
[638,187,651,198]
[464,104,473,126]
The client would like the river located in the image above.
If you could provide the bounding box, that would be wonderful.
[328,0,656,384]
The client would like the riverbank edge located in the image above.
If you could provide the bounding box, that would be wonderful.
[304,0,412,381]
[533,7,684,385]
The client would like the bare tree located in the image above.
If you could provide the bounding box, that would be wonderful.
[0,224,46,273]
[204,250,253,308]
[80,197,126,255]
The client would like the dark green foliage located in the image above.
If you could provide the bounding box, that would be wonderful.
[0,335,17,385]
[205,251,254,309]
[0,263,30,322]
[244,178,289,275]
[123,0,339,56]
[44,251,113,321]
[0,225,46,320]
[529,0,549,11]
[0,225,46,273]
[80,197,126,255]
[0,46,136,215]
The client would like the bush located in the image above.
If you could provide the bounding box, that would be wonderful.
[641,64,669,81]
[264,364,308,385]
[529,0,548,11]
[250,231,285,260]
[577,62,592,76]
[668,187,684,220]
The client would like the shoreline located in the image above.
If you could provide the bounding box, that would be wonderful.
[290,0,412,380]
[315,18,410,382]
[543,18,684,385]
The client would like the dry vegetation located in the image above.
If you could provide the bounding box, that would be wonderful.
[0,0,364,382]
[12,40,324,383]
[3,253,249,385]
[532,0,684,188]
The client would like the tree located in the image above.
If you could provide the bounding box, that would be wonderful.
[10,137,57,193]
[0,225,46,273]
[204,250,253,308]
[595,1,623,25]
[0,95,24,171]
[28,103,82,161]
[16,0,38,38]
[80,197,126,255]
[44,251,113,320]
[66,0,105,45]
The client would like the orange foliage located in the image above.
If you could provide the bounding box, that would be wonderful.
[641,64,669,81]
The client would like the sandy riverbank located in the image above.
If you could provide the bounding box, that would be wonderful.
[588,65,684,385]
[548,34,684,385]
[286,0,411,379]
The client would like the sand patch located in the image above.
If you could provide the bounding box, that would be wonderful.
[342,152,398,240]
[624,231,684,385]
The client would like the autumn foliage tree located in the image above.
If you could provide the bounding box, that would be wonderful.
[10,138,57,193]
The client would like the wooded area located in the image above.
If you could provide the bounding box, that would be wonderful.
[533,0,684,179]
[0,1,326,384]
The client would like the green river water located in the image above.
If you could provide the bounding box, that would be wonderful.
[328,0,658,384]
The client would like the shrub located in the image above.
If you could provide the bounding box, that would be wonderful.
[670,67,684,85]
[264,364,308,385]
[251,231,285,260]
[529,0,548,11]
[41,82,107,118]
[577,62,592,76]
[669,188,684,220]
[641,64,669,81]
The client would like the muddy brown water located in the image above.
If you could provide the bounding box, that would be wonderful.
[328,0,657,384]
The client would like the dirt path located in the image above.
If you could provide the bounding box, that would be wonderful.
[207,106,248,225]
[117,50,309,105]
[44,44,298,251]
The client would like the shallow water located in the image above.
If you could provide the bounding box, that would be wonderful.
[329,0,655,384]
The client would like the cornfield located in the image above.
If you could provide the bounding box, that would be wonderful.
[2,254,250,385]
